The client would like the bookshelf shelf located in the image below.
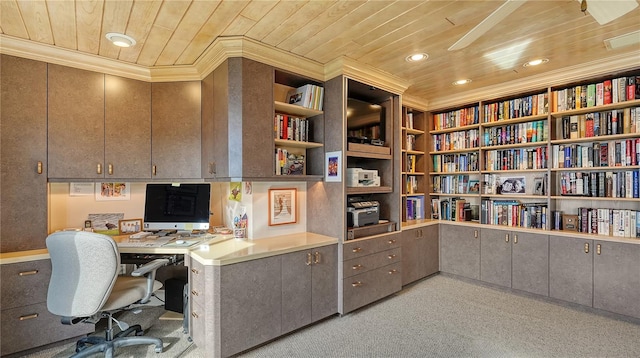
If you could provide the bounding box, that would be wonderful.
[549,132,639,145]
[550,165,640,172]
[481,142,547,150]
[347,186,393,195]
[274,139,323,149]
[482,114,549,127]
[346,150,392,160]
[274,101,323,117]
[481,169,548,174]
[550,99,640,117]
[430,123,479,135]
[429,148,479,155]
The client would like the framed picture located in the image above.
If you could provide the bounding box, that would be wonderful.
[468,179,480,194]
[325,151,342,182]
[118,218,143,234]
[497,176,526,194]
[96,182,130,201]
[268,188,297,226]
[533,177,545,195]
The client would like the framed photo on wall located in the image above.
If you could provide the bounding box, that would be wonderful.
[325,151,342,182]
[268,188,297,226]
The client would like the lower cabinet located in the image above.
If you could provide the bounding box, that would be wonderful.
[439,225,480,280]
[188,244,338,358]
[549,236,594,307]
[340,232,402,314]
[0,259,94,356]
[401,224,439,286]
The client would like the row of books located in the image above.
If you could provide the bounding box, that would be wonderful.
[432,197,478,222]
[274,149,305,176]
[432,129,480,152]
[558,107,640,139]
[483,92,549,123]
[558,170,639,199]
[274,114,312,142]
[432,152,479,173]
[405,112,415,129]
[406,176,420,194]
[406,154,420,173]
[286,84,324,110]
[432,105,480,131]
[483,120,547,146]
[480,199,548,230]
[553,75,640,112]
[432,174,479,195]
[551,139,640,169]
[405,196,424,221]
[406,134,419,151]
[484,147,548,171]
[573,208,639,238]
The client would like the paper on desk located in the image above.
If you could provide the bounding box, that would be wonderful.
[162,240,200,247]
[118,237,172,247]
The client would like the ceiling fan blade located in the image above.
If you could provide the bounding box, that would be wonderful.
[448,0,527,51]
[578,0,638,25]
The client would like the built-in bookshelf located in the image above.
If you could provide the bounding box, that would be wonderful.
[273,71,324,179]
[402,106,427,222]
[428,71,640,239]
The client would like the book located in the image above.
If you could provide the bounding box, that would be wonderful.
[286,84,313,108]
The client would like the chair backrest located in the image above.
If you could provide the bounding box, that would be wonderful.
[46,231,120,318]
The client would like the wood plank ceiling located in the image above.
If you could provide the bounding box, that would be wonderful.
[1,0,639,108]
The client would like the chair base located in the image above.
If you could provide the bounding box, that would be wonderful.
[72,325,163,358]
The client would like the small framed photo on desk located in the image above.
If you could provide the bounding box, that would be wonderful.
[119,218,143,234]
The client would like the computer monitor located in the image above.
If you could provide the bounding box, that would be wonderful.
[143,183,211,231]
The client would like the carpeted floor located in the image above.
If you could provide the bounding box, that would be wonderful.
[22,275,640,357]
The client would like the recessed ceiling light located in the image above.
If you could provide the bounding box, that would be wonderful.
[452,79,472,86]
[105,32,136,48]
[405,53,429,62]
[523,58,549,67]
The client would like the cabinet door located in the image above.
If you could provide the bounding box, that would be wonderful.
[423,225,440,277]
[0,55,48,252]
[401,227,426,285]
[512,232,548,296]
[593,241,640,319]
[281,250,312,334]
[219,256,281,357]
[549,235,593,307]
[480,228,512,287]
[440,225,480,280]
[151,81,201,179]
[105,75,151,179]
[48,64,105,179]
[311,244,338,321]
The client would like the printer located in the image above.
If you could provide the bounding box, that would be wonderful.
[347,198,380,228]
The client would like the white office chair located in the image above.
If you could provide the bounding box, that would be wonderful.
[46,231,168,357]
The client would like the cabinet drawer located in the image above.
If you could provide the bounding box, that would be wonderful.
[1,302,94,356]
[189,299,208,353]
[343,247,401,279]
[188,259,206,308]
[1,259,51,309]
[342,262,402,313]
[343,232,401,261]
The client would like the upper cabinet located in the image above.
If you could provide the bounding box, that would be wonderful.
[0,55,48,252]
[151,81,201,180]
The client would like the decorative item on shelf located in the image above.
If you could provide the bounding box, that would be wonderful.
[118,218,143,235]
[497,176,526,194]
[468,179,480,194]
[562,214,579,232]
[268,188,297,226]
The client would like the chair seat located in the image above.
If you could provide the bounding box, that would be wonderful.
[102,277,162,311]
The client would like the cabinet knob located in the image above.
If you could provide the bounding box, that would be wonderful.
[97,163,102,174]
[19,270,39,276]
[108,163,113,175]
[388,254,397,260]
[474,230,478,239]
[505,234,509,243]
[209,162,216,175]
[596,244,601,255]
[152,165,157,176]
[191,268,199,275]
[306,252,312,266]
[388,239,396,244]
[19,313,38,321]
[191,312,199,319]
[37,161,43,174]
[191,290,199,296]
[352,247,362,253]
[388,269,398,275]
[584,243,590,254]
[513,235,518,244]
[352,264,363,270]
[352,281,363,287]
[314,251,320,264]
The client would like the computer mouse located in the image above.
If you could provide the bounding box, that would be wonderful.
[175,240,185,245]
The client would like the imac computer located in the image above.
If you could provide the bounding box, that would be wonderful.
[143,183,211,231]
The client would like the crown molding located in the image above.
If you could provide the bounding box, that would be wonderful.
[325,56,411,95]
[401,94,429,111]
[427,50,640,111]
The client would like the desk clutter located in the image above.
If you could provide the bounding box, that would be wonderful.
[118,230,214,248]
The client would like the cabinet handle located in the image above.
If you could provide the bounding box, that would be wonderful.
[352,281,363,287]
[388,254,397,260]
[474,230,478,239]
[388,239,396,244]
[514,234,518,244]
[108,163,113,175]
[191,290,199,296]
[97,163,102,174]
[19,270,38,276]
[152,165,157,176]
[352,264,363,270]
[191,268,199,275]
[505,234,509,243]
[19,313,38,321]
[209,162,216,175]
[584,243,589,254]
[37,161,43,174]
[352,247,362,253]
[306,252,312,266]
[191,312,199,319]
[314,251,320,264]
[596,244,601,255]
[388,269,398,274]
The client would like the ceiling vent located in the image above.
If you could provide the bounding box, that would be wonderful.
[604,30,640,50]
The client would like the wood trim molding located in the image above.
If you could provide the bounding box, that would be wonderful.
[325,56,411,96]
[426,50,640,111]
[401,95,429,111]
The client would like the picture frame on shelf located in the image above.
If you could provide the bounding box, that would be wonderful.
[268,188,297,226]
[118,218,143,235]
[468,179,480,194]
[497,176,526,194]
[325,151,342,182]
[533,177,545,195]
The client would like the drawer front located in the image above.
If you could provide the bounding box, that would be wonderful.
[189,299,209,353]
[1,260,51,309]
[1,302,94,356]
[342,262,402,314]
[188,258,206,308]
[343,247,401,279]
[343,232,401,261]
